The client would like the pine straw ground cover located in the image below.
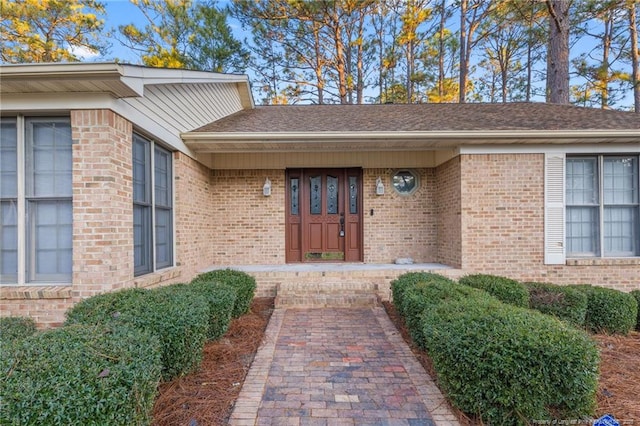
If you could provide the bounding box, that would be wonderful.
[153,297,274,425]
[152,298,639,425]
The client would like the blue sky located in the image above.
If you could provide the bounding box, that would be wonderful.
[95,0,633,109]
[99,0,243,64]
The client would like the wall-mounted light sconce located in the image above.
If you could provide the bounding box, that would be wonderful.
[376,177,385,196]
[263,177,272,197]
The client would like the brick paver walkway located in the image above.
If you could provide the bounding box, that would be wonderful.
[229,308,460,426]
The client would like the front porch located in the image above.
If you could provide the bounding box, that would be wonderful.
[201,263,466,308]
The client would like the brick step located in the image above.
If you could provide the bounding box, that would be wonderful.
[275,293,380,308]
[275,282,380,308]
[277,281,378,294]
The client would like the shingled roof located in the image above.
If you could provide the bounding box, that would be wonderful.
[193,103,640,133]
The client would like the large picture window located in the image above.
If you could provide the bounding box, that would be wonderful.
[566,155,639,258]
[1,117,72,284]
[133,133,173,276]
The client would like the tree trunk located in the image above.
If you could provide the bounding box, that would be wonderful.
[546,0,571,104]
[312,23,325,105]
[333,23,348,104]
[600,11,612,109]
[630,0,640,113]
[459,0,468,103]
[407,40,414,103]
[438,0,446,101]
[356,11,365,104]
[526,6,535,102]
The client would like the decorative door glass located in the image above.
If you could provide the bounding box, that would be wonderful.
[349,176,358,214]
[327,175,338,214]
[310,176,321,215]
[290,178,299,215]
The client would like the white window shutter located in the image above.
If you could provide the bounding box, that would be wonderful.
[544,153,566,265]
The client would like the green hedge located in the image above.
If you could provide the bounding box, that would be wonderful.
[421,298,599,425]
[177,281,237,341]
[400,279,491,349]
[65,288,148,325]
[525,282,588,327]
[66,286,210,380]
[573,285,638,335]
[0,323,161,426]
[0,316,37,343]
[191,269,256,318]
[631,290,640,331]
[459,274,529,308]
[390,272,455,318]
[392,276,600,424]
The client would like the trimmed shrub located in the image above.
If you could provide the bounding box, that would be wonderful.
[421,298,599,425]
[190,281,237,340]
[1,323,162,425]
[66,286,210,380]
[573,285,638,335]
[631,290,640,331]
[459,274,529,307]
[390,272,455,318]
[0,316,37,343]
[525,282,588,327]
[65,287,149,325]
[401,280,491,349]
[120,286,209,380]
[191,269,256,318]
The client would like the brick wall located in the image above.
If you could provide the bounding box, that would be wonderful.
[209,169,285,264]
[71,110,134,296]
[363,168,437,263]
[172,152,216,279]
[435,157,462,267]
[460,153,640,291]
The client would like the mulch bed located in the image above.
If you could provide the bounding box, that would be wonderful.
[152,298,639,425]
[594,331,640,422]
[152,297,274,426]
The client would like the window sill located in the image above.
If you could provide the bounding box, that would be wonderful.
[133,267,181,289]
[0,285,73,300]
[566,258,640,266]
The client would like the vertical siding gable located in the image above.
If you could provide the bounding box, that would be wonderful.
[122,82,244,136]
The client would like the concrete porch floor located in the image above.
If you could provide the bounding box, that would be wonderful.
[201,262,457,274]
[200,263,465,306]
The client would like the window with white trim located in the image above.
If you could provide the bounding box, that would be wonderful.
[566,155,639,258]
[133,133,173,276]
[1,117,72,284]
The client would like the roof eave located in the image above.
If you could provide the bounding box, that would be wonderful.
[181,130,639,154]
[182,129,639,145]
[0,62,254,105]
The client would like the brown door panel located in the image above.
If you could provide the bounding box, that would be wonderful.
[286,168,362,262]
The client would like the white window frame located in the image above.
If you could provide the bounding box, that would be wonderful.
[566,154,640,258]
[133,132,174,277]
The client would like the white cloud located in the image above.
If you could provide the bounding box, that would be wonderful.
[68,45,101,60]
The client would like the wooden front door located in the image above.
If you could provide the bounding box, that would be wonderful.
[286,168,362,262]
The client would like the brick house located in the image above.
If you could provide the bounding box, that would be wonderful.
[1,63,639,326]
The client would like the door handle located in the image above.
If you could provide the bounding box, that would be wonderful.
[339,213,345,237]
